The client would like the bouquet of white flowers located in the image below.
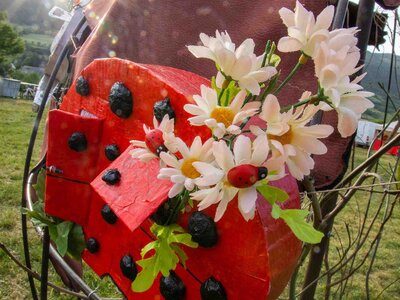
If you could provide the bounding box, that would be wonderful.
[128,0,373,295]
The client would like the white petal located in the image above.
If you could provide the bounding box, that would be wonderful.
[315,5,334,30]
[193,162,225,186]
[234,135,252,164]
[230,55,252,79]
[184,178,195,191]
[158,167,180,178]
[337,107,358,137]
[279,7,295,27]
[277,36,303,53]
[214,198,229,222]
[227,125,241,135]
[184,104,207,116]
[175,137,191,158]
[215,186,237,221]
[187,45,215,60]
[171,174,186,184]
[229,90,247,113]
[168,183,183,198]
[251,135,269,165]
[260,94,281,123]
[188,115,209,126]
[160,152,180,168]
[197,187,221,211]
[235,38,255,57]
[238,187,257,214]
[213,141,235,171]
[239,77,260,95]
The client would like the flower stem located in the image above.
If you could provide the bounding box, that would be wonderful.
[273,54,309,95]
[218,88,226,106]
[261,40,272,67]
[280,94,325,112]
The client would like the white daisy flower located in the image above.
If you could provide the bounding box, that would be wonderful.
[277,1,334,57]
[184,85,260,138]
[314,42,374,137]
[188,31,277,95]
[130,115,177,162]
[190,135,270,222]
[158,136,214,198]
[251,94,334,180]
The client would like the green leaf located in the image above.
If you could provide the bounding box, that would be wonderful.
[257,184,289,205]
[211,76,241,106]
[55,221,73,256]
[33,168,46,203]
[140,240,158,257]
[273,204,324,244]
[133,223,198,292]
[23,209,52,227]
[132,257,158,292]
[169,233,198,248]
[67,224,86,260]
[171,244,188,268]
[269,54,281,67]
[271,202,281,219]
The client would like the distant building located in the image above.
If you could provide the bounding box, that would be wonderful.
[0,78,21,99]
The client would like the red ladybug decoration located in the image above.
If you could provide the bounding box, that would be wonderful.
[44,58,301,299]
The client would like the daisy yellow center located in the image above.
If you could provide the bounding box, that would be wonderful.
[210,107,234,128]
[181,158,201,179]
[269,128,293,145]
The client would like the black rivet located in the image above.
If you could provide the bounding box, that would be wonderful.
[200,277,227,300]
[160,271,186,300]
[151,197,179,226]
[104,144,120,161]
[120,255,137,281]
[188,212,218,248]
[101,169,121,185]
[101,204,117,224]
[76,76,90,96]
[68,132,87,152]
[258,166,268,180]
[108,82,133,119]
[153,97,175,123]
[86,237,100,253]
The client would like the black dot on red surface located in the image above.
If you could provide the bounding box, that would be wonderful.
[160,271,186,300]
[120,255,138,281]
[75,76,90,96]
[200,277,227,300]
[86,237,100,254]
[68,132,87,152]
[153,97,175,123]
[102,169,121,185]
[108,82,133,119]
[188,211,218,248]
[104,144,120,161]
[101,204,117,224]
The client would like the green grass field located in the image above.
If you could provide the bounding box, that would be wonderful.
[22,33,54,49]
[0,98,398,299]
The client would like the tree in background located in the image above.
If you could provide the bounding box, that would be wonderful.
[0,11,25,76]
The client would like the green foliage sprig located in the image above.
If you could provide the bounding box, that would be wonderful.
[257,181,324,244]
[132,223,198,292]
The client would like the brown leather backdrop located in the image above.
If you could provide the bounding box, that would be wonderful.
[72,0,349,188]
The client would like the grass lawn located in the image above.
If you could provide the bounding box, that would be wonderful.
[0,98,398,299]
[21,33,54,49]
